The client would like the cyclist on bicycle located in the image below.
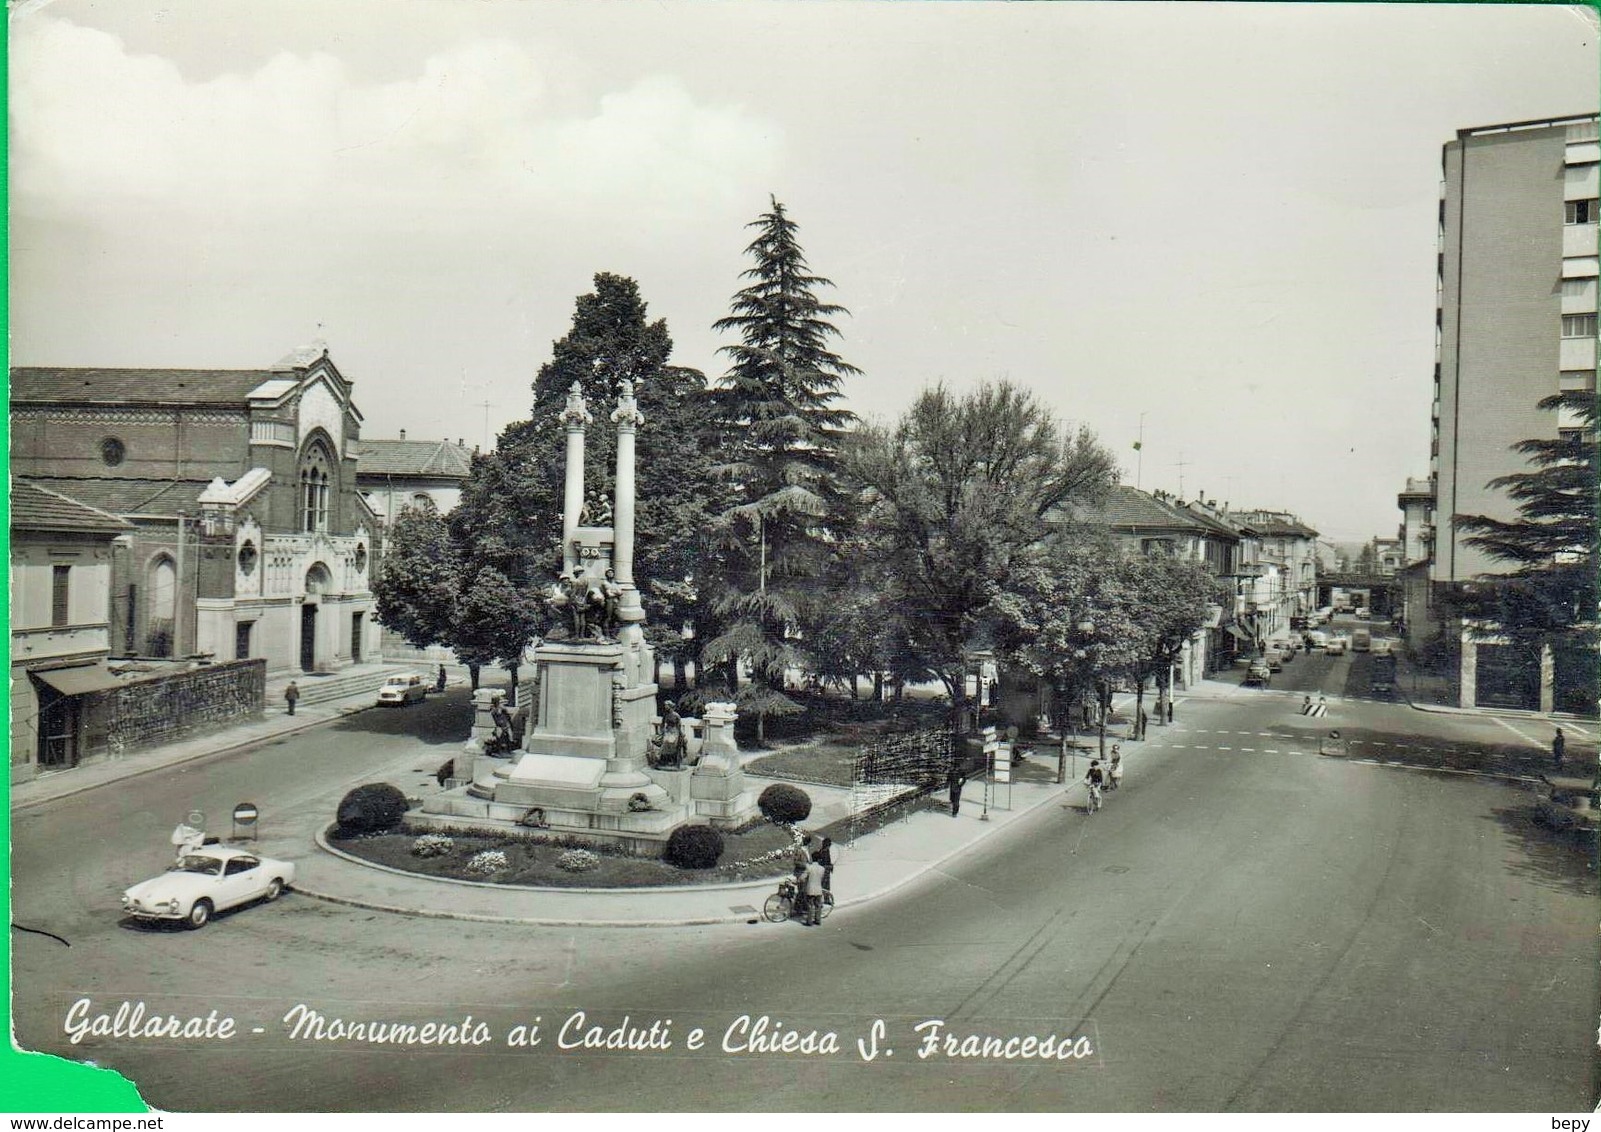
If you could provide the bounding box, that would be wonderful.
[1085,759,1105,813]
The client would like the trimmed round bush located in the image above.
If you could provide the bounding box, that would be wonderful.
[335,782,409,836]
[663,825,725,870]
[757,783,812,825]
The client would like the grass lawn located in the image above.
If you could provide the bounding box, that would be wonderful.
[331,819,800,887]
[745,740,860,786]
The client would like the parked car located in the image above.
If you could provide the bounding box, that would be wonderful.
[1536,775,1600,834]
[122,846,296,929]
[1354,606,1371,619]
[377,673,428,706]
[1244,660,1272,687]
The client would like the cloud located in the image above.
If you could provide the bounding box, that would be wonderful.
[9,15,782,226]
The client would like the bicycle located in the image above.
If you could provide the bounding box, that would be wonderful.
[762,877,835,923]
[1084,781,1103,814]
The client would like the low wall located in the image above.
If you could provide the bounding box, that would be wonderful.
[91,659,266,754]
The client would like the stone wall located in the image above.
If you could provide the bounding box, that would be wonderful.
[90,658,266,754]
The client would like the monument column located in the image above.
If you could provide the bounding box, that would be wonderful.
[611,379,646,637]
[559,383,592,575]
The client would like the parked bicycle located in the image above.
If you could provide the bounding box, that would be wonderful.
[763,877,834,923]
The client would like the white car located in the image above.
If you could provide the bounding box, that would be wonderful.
[1325,636,1348,656]
[377,673,427,706]
[122,846,296,929]
[1370,638,1394,657]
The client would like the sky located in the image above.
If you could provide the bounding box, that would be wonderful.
[8,0,1598,542]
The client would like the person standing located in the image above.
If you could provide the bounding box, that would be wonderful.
[947,768,965,817]
[436,664,448,693]
[284,680,299,717]
[1553,728,1566,770]
[802,857,827,926]
[1138,708,1149,740]
[792,834,813,887]
[814,837,834,893]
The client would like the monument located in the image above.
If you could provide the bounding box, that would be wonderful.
[423,380,752,853]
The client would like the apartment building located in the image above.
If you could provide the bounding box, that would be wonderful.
[1426,112,1598,711]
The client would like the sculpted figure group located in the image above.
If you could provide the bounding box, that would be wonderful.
[547,566,622,641]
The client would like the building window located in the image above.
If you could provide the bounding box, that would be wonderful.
[299,442,333,532]
[1566,199,1599,225]
[1561,313,1597,338]
[237,540,259,576]
[410,493,432,511]
[51,565,71,627]
[100,437,126,467]
[235,621,254,660]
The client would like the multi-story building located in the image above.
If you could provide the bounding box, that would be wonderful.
[10,480,131,781]
[1226,509,1320,622]
[10,347,382,675]
[1395,476,1438,642]
[1425,112,1598,711]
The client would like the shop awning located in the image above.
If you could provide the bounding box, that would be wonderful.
[33,664,126,696]
[1224,624,1252,643]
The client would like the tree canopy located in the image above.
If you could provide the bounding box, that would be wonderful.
[1452,389,1598,652]
[849,380,1119,721]
[702,197,860,734]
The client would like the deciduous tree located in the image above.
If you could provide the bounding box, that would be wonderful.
[850,381,1118,730]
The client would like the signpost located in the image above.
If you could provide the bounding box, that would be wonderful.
[232,802,260,841]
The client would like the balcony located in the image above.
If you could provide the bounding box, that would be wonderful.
[1563,223,1599,259]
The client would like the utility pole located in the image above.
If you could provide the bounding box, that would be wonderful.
[1134,412,1147,489]
[475,400,493,451]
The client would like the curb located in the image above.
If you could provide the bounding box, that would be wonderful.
[294,779,1075,928]
[10,701,379,813]
[313,826,782,898]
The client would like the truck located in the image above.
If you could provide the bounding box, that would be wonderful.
[1369,653,1397,697]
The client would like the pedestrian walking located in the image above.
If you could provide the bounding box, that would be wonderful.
[1301,696,1313,716]
[947,768,965,817]
[436,664,448,693]
[1108,748,1123,791]
[284,680,299,716]
[802,857,827,926]
[1138,708,1149,739]
[814,836,834,893]
[1553,728,1566,770]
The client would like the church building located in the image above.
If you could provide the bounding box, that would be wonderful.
[10,346,381,675]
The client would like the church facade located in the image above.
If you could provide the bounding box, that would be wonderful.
[10,347,381,675]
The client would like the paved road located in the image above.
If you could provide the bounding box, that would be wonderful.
[12,675,1598,1111]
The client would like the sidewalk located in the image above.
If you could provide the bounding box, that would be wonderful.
[9,671,463,812]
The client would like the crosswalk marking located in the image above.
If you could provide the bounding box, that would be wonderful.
[1217,746,1233,750]
[1241,748,1256,752]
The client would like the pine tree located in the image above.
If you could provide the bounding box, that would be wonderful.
[702,197,860,739]
[1452,389,1598,661]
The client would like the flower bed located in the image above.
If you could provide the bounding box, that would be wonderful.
[330,821,800,888]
